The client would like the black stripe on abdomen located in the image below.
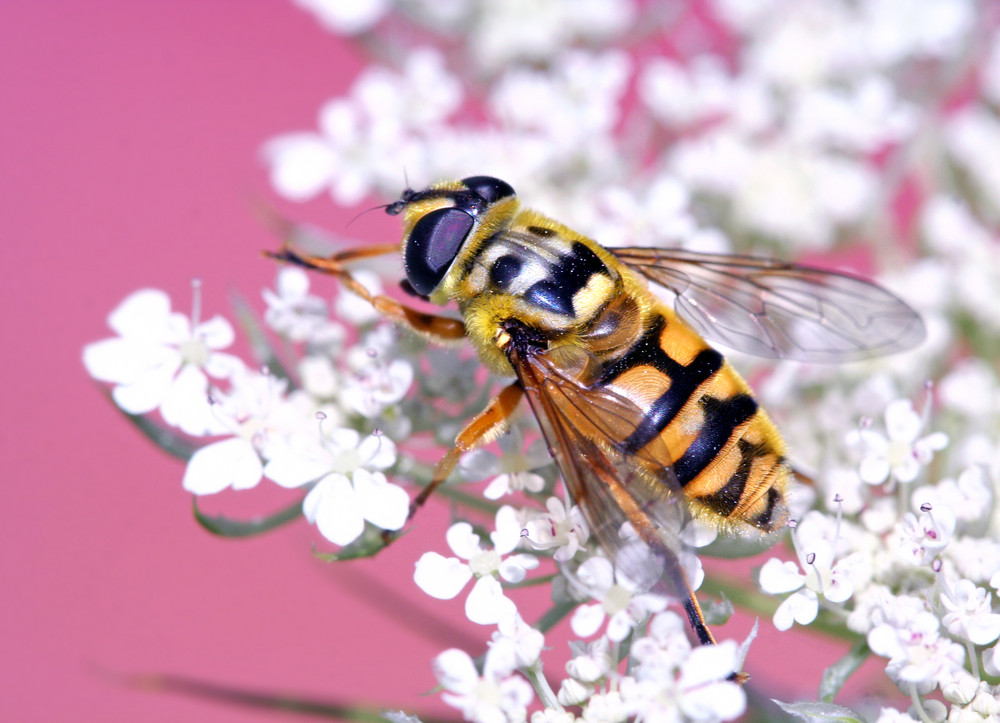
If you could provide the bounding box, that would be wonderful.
[602,316,724,455]
[673,394,758,486]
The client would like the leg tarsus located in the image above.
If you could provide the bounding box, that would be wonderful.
[406,382,524,522]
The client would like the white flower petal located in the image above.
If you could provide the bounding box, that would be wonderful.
[759,558,805,594]
[446,521,483,560]
[196,315,235,350]
[885,399,920,442]
[414,552,472,600]
[433,648,478,694]
[682,680,746,721]
[263,452,332,489]
[263,134,336,201]
[576,556,615,592]
[465,576,516,625]
[354,469,409,531]
[498,554,539,584]
[108,289,172,340]
[160,365,226,435]
[606,610,635,642]
[110,356,181,414]
[305,474,365,546]
[82,338,175,384]
[358,433,396,469]
[570,603,606,637]
[183,438,262,495]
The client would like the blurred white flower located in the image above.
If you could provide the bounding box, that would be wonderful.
[263,267,342,345]
[83,287,243,435]
[940,578,1000,646]
[433,646,534,723]
[262,49,460,204]
[569,555,667,641]
[342,354,414,419]
[892,506,956,567]
[848,398,948,486]
[869,609,965,693]
[182,367,291,495]
[522,496,588,563]
[469,0,634,71]
[293,0,391,34]
[492,614,544,670]
[459,427,550,499]
[618,614,746,722]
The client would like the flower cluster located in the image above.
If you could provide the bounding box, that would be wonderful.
[84,0,1000,721]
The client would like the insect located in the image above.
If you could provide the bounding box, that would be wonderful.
[270,175,924,648]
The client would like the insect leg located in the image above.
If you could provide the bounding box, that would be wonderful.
[267,245,467,341]
[409,382,525,518]
[600,472,719,646]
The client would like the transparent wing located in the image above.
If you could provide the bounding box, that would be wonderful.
[507,338,709,637]
[612,247,925,362]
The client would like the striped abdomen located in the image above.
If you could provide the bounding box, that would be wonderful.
[590,300,790,534]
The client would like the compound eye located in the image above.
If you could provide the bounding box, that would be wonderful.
[461,176,515,204]
[404,207,474,295]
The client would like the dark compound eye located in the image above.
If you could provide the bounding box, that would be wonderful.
[404,207,475,295]
[461,176,515,204]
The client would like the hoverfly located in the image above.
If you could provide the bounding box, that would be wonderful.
[270,176,924,648]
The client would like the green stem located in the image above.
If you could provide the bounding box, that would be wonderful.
[699,574,865,644]
[535,599,578,634]
[967,640,981,681]
[524,664,561,711]
[504,573,557,589]
[909,681,934,723]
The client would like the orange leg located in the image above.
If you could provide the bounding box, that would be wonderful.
[409,382,525,518]
[267,244,467,341]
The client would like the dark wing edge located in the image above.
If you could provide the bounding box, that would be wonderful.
[505,336,698,609]
[613,246,926,363]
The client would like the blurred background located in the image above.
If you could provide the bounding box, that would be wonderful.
[4,1,981,720]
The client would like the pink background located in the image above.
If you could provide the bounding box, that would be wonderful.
[3,2,894,720]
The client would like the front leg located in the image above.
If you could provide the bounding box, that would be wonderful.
[268,244,467,341]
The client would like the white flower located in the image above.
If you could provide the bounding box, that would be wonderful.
[579,690,628,723]
[341,354,414,419]
[847,398,948,486]
[414,511,539,625]
[469,0,634,71]
[585,176,702,249]
[639,55,734,129]
[293,0,391,35]
[181,367,293,495]
[492,614,545,670]
[522,497,588,562]
[460,427,550,500]
[912,466,993,529]
[874,709,920,723]
[618,614,746,722]
[868,610,965,692]
[302,468,409,545]
[265,426,396,487]
[83,288,243,435]
[433,647,534,723]
[569,556,667,642]
[940,579,1000,646]
[265,426,404,545]
[759,512,861,631]
[262,49,460,204]
[488,49,630,148]
[892,506,956,567]
[262,267,341,344]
